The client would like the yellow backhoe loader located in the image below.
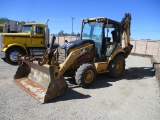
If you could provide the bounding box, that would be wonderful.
[14,13,133,103]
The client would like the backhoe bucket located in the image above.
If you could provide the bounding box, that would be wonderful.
[13,57,68,103]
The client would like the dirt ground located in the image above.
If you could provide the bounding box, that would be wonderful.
[0,55,160,120]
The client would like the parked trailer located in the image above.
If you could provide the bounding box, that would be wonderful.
[3,20,19,33]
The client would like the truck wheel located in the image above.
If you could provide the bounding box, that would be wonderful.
[108,54,125,78]
[75,64,96,88]
[6,48,25,65]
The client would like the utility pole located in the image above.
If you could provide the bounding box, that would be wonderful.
[71,17,75,35]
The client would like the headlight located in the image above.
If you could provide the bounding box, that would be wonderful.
[2,44,8,48]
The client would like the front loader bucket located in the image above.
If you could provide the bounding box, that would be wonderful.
[13,57,68,103]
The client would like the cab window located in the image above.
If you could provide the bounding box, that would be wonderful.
[36,27,43,34]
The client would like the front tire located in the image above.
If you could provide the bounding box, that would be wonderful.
[75,64,96,88]
[6,48,25,65]
[108,54,125,78]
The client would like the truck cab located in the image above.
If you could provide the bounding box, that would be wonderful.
[0,21,49,64]
[22,22,49,47]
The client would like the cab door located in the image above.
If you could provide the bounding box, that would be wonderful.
[104,26,116,57]
[31,25,45,47]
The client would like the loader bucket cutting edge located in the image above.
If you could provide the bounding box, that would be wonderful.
[13,57,68,103]
[13,78,47,103]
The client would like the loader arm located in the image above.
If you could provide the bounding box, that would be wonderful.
[57,44,94,78]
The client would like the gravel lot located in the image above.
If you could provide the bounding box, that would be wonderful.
[0,55,160,120]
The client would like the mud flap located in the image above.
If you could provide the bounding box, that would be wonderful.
[14,57,68,103]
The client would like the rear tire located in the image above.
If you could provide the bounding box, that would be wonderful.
[108,54,125,78]
[75,64,96,88]
[6,48,25,65]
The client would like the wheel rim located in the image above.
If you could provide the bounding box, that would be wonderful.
[10,51,19,62]
[84,70,94,83]
[115,59,123,74]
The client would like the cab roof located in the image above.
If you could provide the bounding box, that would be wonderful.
[83,17,119,24]
[23,22,46,26]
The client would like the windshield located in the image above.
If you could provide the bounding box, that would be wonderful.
[22,25,32,33]
[82,21,103,56]
[82,21,103,41]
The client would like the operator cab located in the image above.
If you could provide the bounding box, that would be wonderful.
[81,18,120,60]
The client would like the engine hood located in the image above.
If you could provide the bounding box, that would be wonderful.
[59,39,94,50]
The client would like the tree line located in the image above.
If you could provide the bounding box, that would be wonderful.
[0,17,9,24]
[56,30,80,36]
